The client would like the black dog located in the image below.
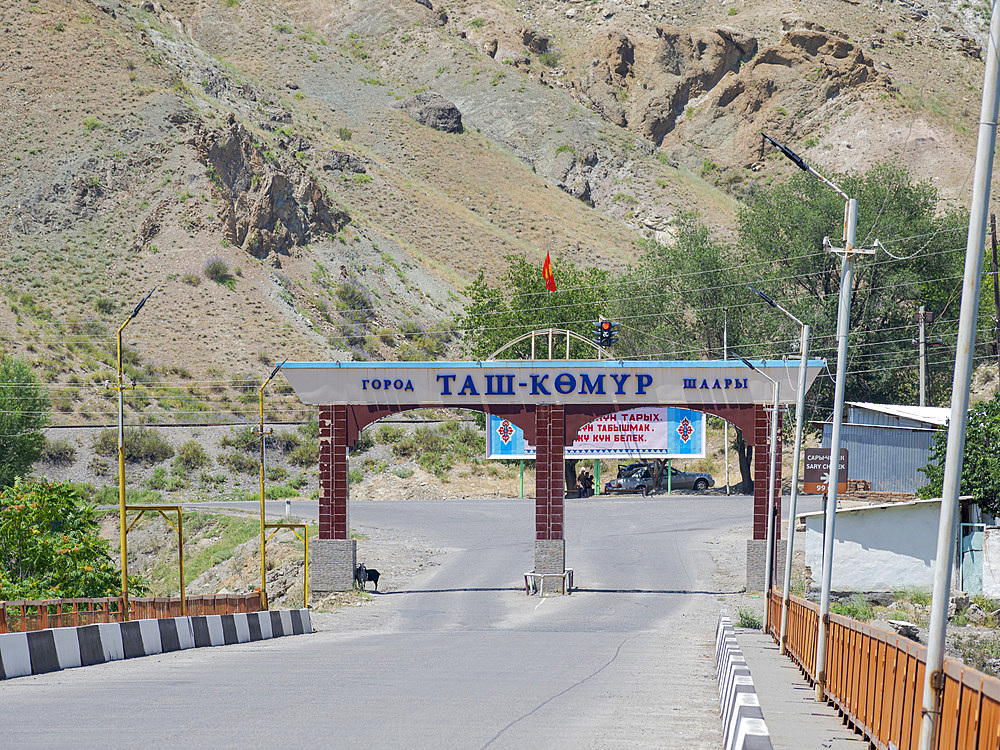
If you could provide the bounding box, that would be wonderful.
[355,563,380,592]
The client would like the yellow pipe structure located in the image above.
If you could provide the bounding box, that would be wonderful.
[115,288,154,621]
[125,505,186,615]
[258,358,287,609]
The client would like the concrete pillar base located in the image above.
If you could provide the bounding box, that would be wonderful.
[310,538,357,595]
[534,539,565,574]
[746,539,787,593]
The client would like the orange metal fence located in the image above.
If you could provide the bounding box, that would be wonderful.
[767,589,1000,750]
[0,593,264,634]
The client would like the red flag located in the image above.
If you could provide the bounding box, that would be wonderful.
[542,252,556,292]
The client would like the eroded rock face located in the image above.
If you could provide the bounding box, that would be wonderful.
[192,120,347,260]
[394,92,463,133]
[575,26,758,145]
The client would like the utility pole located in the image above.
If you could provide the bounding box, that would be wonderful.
[760,131,878,703]
[115,287,155,621]
[915,306,931,407]
[919,3,1000,745]
[991,214,1000,389]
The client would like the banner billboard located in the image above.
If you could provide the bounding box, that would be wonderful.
[486,407,706,460]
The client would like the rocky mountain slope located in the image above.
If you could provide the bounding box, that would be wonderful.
[0,0,995,425]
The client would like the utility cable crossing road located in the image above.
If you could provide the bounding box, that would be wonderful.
[2,496,814,748]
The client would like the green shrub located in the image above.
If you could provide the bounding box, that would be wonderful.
[736,607,762,629]
[0,480,145,599]
[348,468,363,484]
[94,298,117,315]
[203,256,235,289]
[39,437,77,465]
[376,425,403,443]
[538,50,560,67]
[390,420,484,479]
[264,484,300,499]
[219,451,258,475]
[271,430,302,452]
[392,467,414,478]
[219,426,258,453]
[92,427,173,465]
[175,440,211,471]
[147,465,168,490]
[290,442,318,467]
[298,419,319,440]
[267,466,288,481]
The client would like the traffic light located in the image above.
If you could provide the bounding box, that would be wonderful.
[593,319,619,348]
[593,320,605,347]
[605,320,618,347]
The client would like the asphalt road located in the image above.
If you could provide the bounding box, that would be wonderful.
[3,494,821,748]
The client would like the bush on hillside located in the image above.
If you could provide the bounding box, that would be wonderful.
[92,427,173,466]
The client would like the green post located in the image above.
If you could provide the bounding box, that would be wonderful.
[667,459,672,495]
[520,459,524,498]
[595,459,601,496]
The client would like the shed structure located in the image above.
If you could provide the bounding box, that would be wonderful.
[816,402,948,493]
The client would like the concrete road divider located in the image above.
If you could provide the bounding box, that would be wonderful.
[716,614,772,750]
[0,609,311,680]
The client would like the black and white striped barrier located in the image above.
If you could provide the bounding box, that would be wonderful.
[0,609,311,680]
[716,614,773,750]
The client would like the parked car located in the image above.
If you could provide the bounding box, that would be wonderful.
[605,463,714,495]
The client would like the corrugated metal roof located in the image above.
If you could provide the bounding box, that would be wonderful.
[847,402,950,427]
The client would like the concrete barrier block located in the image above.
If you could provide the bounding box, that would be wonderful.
[138,619,162,655]
[233,613,251,643]
[205,615,225,646]
[50,627,82,669]
[0,632,32,678]
[98,623,125,662]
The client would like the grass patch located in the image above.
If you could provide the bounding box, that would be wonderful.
[832,593,875,621]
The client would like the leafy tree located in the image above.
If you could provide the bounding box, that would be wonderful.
[614,215,779,491]
[0,357,49,488]
[918,394,1000,515]
[0,480,144,599]
[737,163,976,415]
[459,254,612,359]
[614,213,775,360]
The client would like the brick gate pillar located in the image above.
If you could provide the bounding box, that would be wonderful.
[311,404,356,595]
[534,404,566,580]
[747,403,784,592]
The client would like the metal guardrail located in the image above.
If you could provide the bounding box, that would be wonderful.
[524,569,573,596]
[0,593,264,634]
[767,589,1000,749]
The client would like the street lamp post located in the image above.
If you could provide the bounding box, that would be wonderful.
[115,287,155,621]
[761,133,876,700]
[749,285,810,655]
[258,358,287,608]
[734,352,780,629]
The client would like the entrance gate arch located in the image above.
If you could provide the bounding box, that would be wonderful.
[282,359,823,595]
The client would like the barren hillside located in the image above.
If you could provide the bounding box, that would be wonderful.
[1,0,996,426]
